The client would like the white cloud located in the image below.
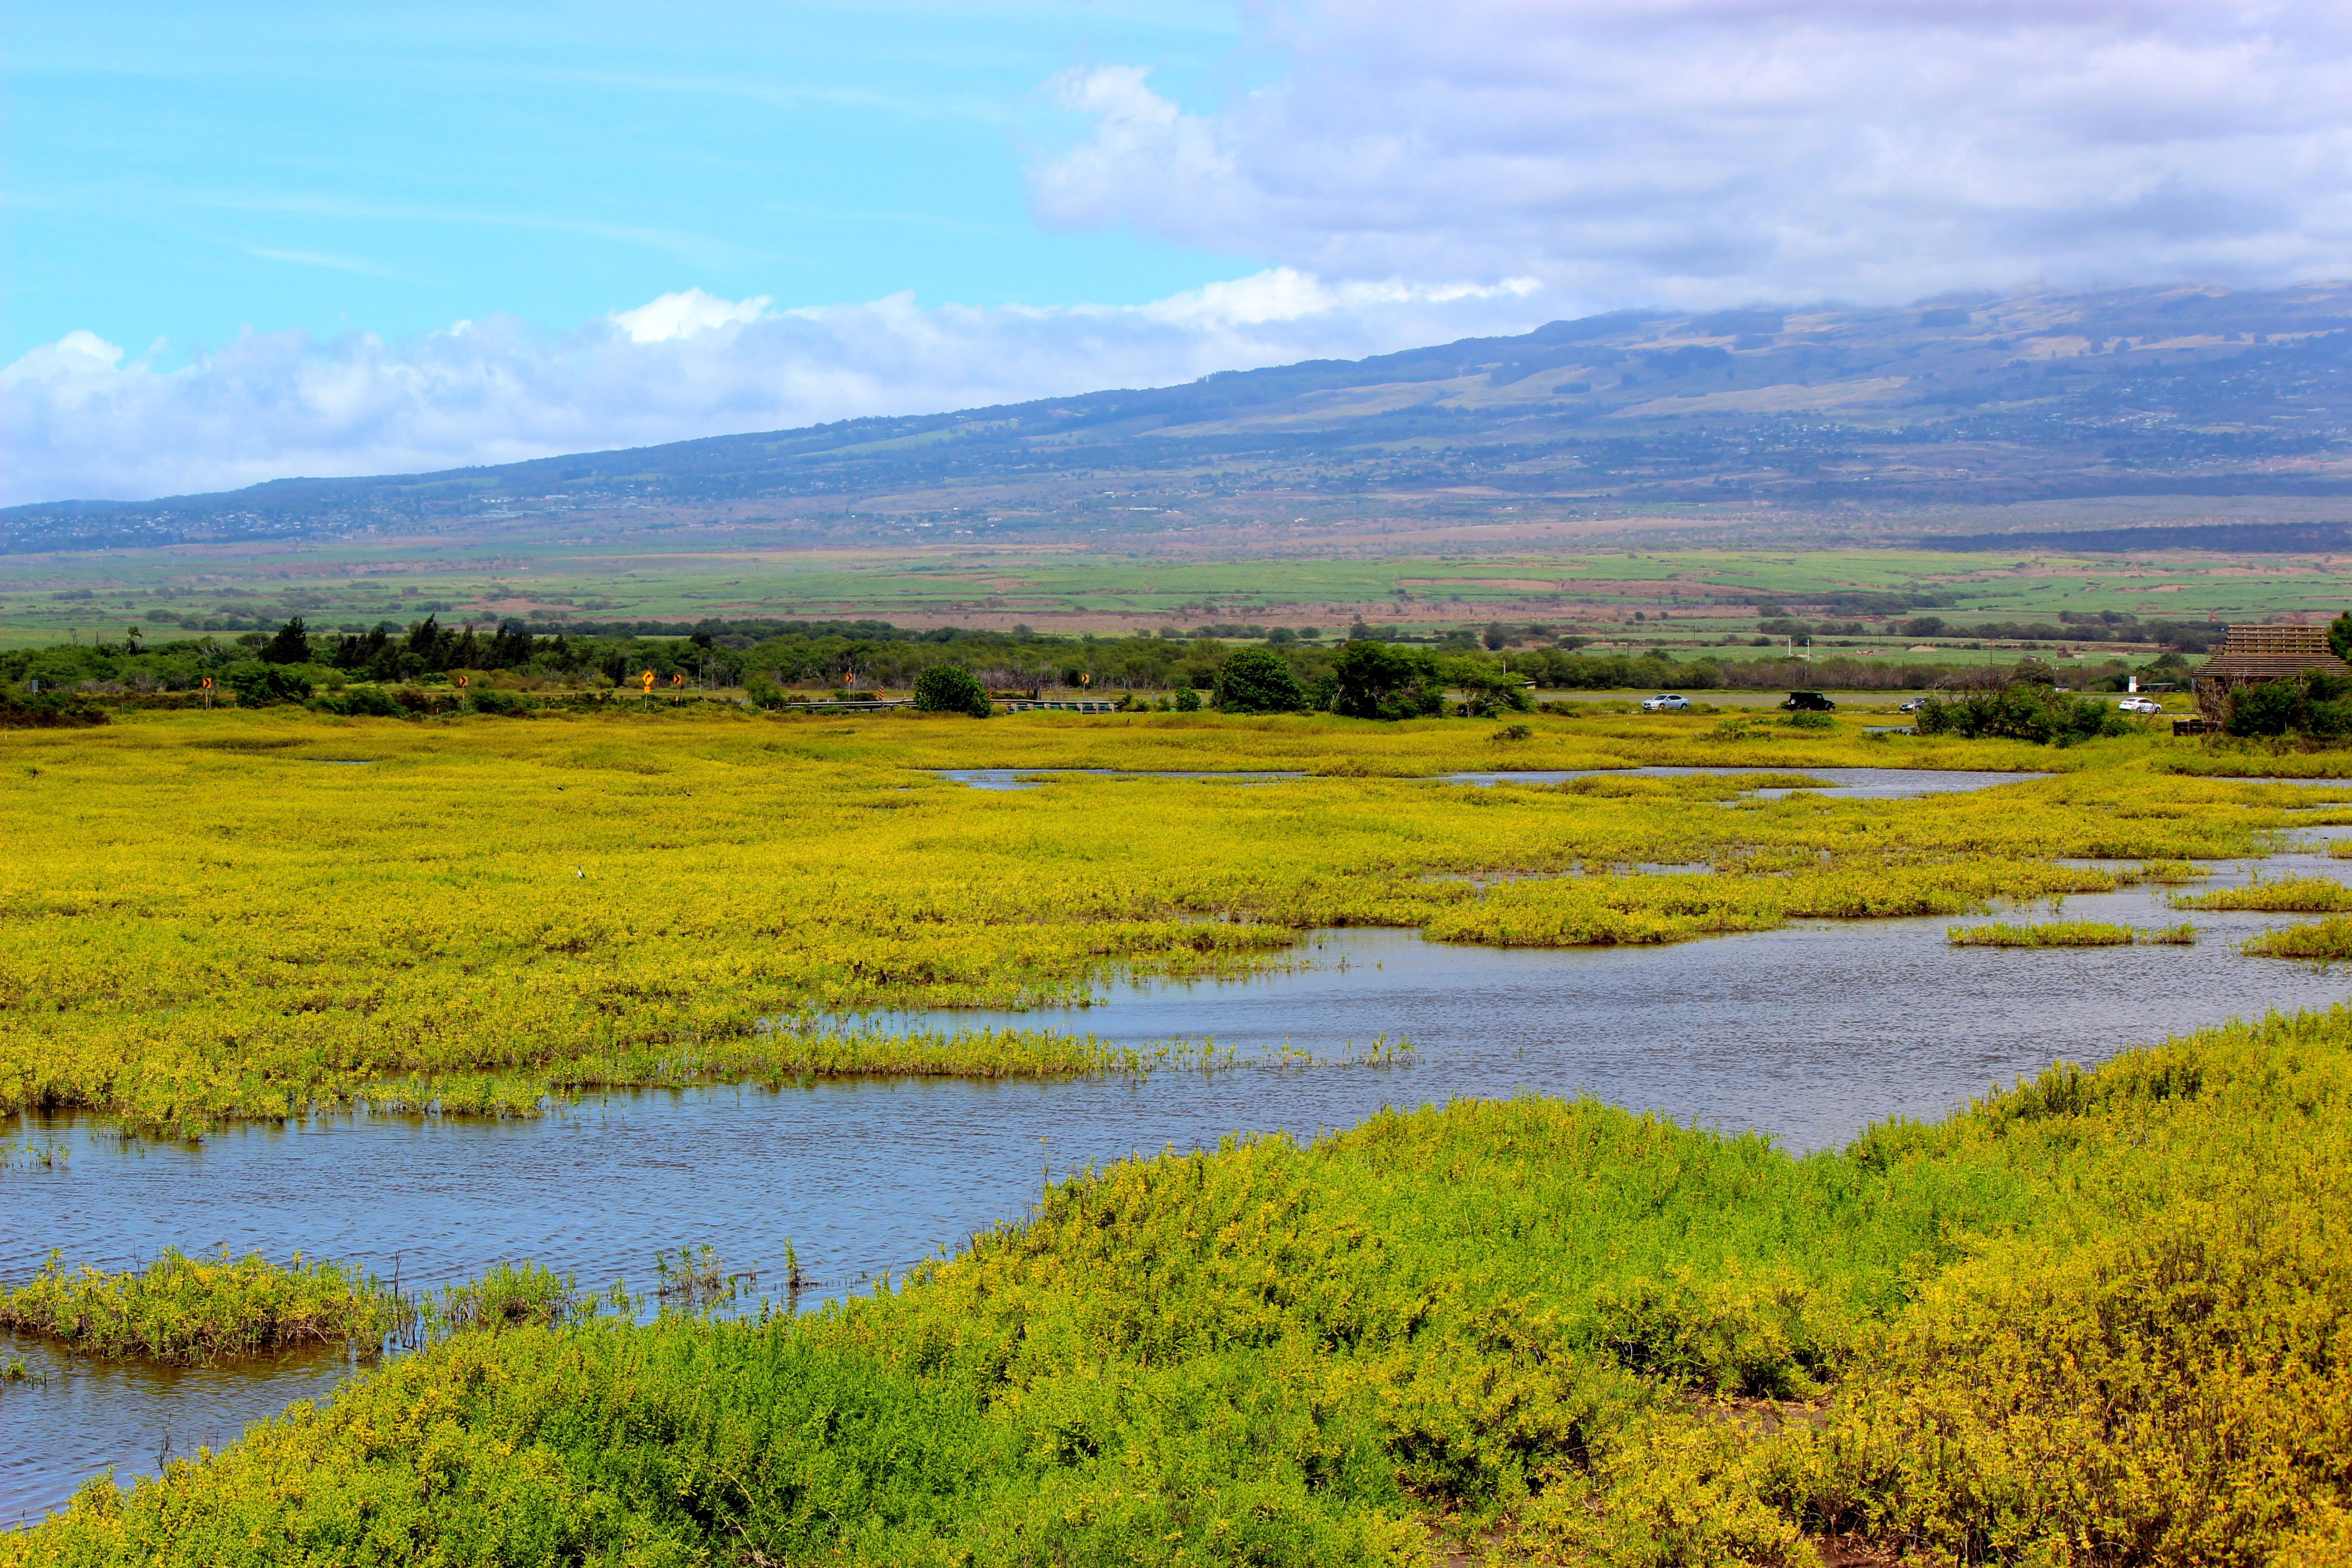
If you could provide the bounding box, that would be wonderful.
[1028,1,2352,305]
[608,287,774,343]
[0,272,1567,505]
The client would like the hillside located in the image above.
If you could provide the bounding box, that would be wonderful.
[11,280,2352,554]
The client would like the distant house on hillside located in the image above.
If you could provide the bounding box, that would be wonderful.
[2192,624,2350,719]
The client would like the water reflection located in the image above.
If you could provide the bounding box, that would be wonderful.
[931,765,2046,797]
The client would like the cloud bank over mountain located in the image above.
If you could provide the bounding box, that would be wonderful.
[1031,0,2352,306]
[18,0,2352,508]
[0,273,1549,506]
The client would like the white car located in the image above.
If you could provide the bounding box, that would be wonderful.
[2117,696,2164,715]
[1640,693,1690,712]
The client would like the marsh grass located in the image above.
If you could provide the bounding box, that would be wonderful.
[3,712,2339,1134]
[2123,859,2213,882]
[2244,916,2352,963]
[1947,921,2137,947]
[15,1005,2352,1563]
[2172,874,2352,912]
[0,1248,394,1362]
[431,1262,581,1334]
[653,1245,757,1315]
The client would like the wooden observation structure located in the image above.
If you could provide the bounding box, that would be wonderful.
[2192,624,2350,719]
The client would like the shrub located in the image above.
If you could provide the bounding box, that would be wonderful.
[1330,640,1444,720]
[339,686,403,717]
[1174,687,1202,712]
[2225,674,2352,740]
[1914,684,2130,744]
[0,690,109,729]
[912,664,991,717]
[225,665,314,706]
[1215,647,1308,714]
[468,688,534,717]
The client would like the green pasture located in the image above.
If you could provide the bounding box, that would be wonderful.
[1,536,2341,647]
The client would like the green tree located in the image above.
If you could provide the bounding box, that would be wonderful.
[1215,647,1307,714]
[913,664,991,717]
[1173,687,1202,712]
[337,623,393,676]
[2330,610,2352,662]
[2225,673,2352,740]
[405,615,445,673]
[227,664,314,706]
[260,617,312,665]
[485,621,535,670]
[1330,641,1443,720]
[1440,656,1533,717]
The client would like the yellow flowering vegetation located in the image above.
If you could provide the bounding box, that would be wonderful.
[0,1247,392,1362]
[1,707,2342,1133]
[9,1003,2352,1564]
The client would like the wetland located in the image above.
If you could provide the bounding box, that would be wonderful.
[5,706,2352,1563]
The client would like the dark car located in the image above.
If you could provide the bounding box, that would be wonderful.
[1780,691,1837,711]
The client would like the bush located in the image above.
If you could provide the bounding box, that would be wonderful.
[912,663,991,717]
[1215,647,1308,714]
[1784,709,1835,730]
[0,690,109,729]
[1330,641,1444,720]
[1914,684,2131,744]
[390,686,460,716]
[1173,687,1202,712]
[2226,674,2352,740]
[225,665,314,706]
[468,688,534,717]
[317,686,402,718]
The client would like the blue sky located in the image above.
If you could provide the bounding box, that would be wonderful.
[7,1,2346,504]
[6,0,1264,365]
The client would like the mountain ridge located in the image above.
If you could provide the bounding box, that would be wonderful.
[14,281,2352,553]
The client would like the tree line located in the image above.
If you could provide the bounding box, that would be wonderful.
[0,611,2223,713]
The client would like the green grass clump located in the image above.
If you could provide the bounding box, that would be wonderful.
[0,1248,393,1362]
[2244,916,2352,963]
[2172,875,2352,912]
[2125,859,2212,883]
[1947,920,2136,947]
[14,1007,2352,1564]
[432,1261,581,1333]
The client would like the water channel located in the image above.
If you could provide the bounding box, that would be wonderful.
[5,771,2350,1524]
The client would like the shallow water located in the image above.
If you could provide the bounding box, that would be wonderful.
[5,840,2350,1524]
[934,768,1305,790]
[934,764,2046,797]
[1432,765,2049,799]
